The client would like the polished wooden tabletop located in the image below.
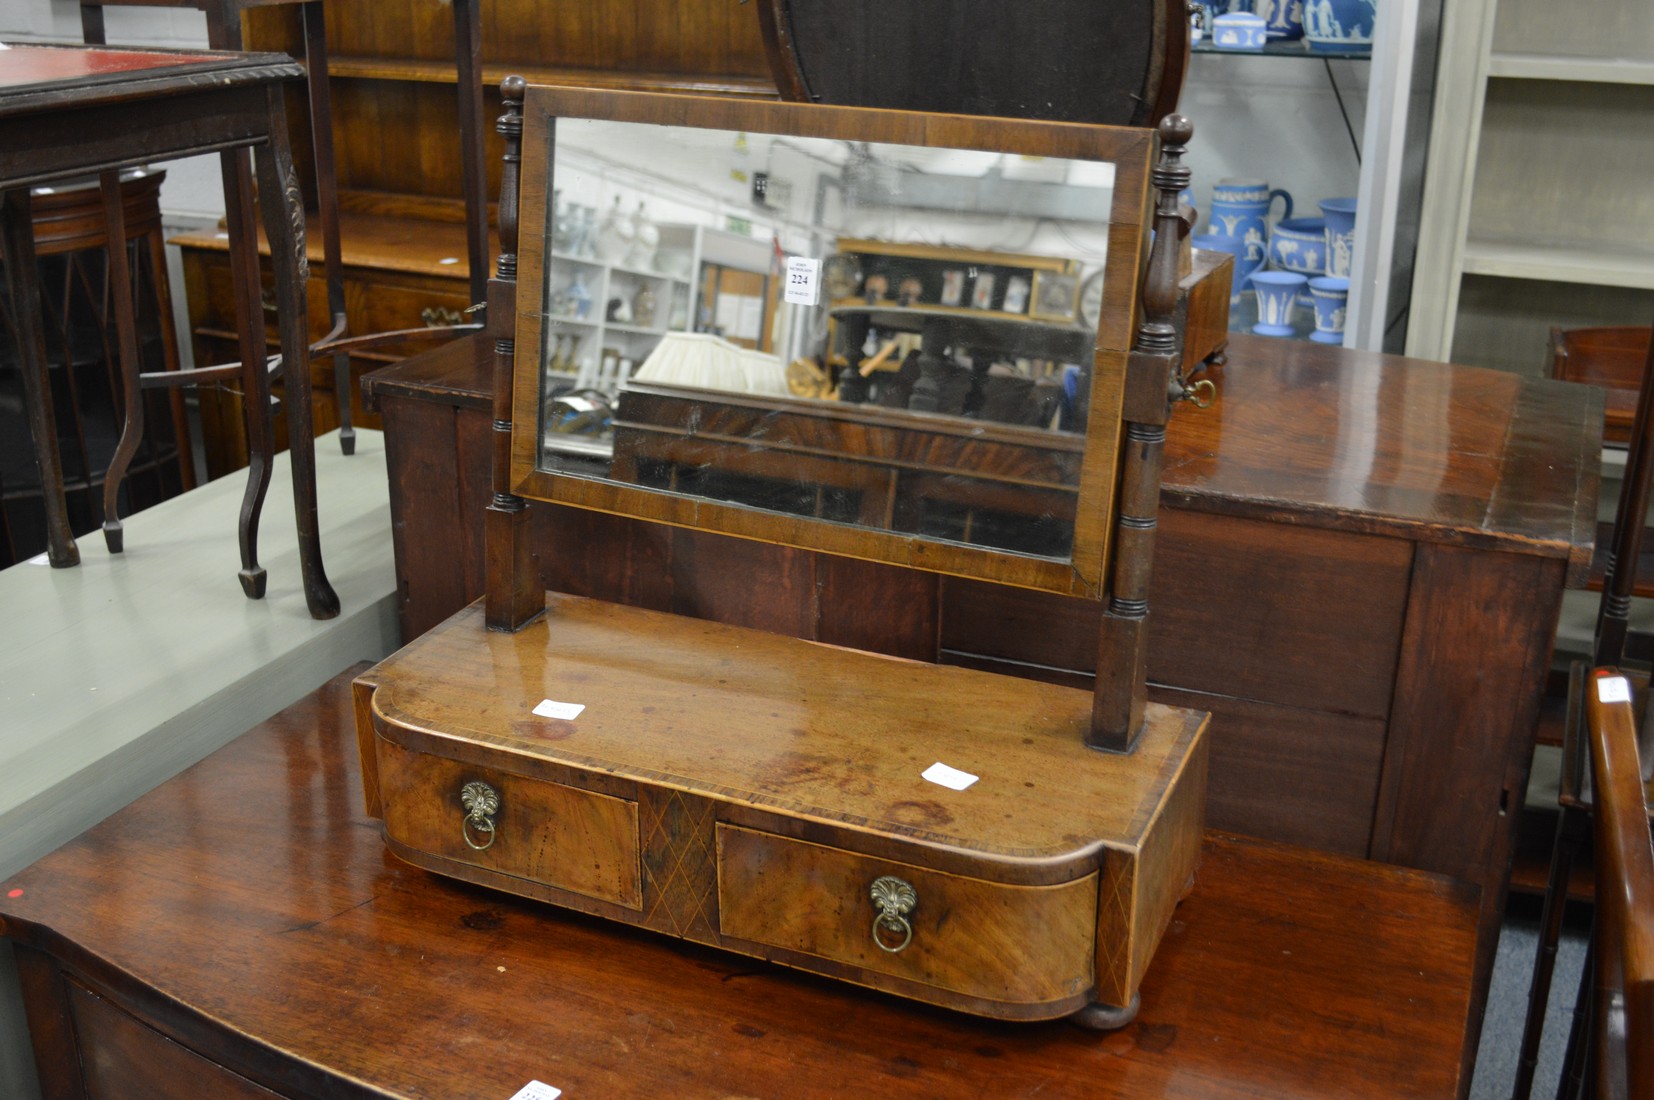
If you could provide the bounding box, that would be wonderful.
[369,331,1601,579]
[2,670,1479,1098]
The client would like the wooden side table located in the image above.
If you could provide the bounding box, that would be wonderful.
[80,0,493,461]
[0,43,337,618]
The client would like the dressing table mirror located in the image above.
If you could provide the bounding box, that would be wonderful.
[354,82,1212,1029]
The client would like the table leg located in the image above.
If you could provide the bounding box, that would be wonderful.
[908,318,948,412]
[835,312,870,403]
[300,0,353,457]
[453,0,490,309]
[2,187,80,567]
[220,148,273,598]
[256,91,340,621]
[98,169,144,554]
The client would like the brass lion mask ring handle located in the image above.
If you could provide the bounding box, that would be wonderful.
[460,780,500,851]
[869,875,917,953]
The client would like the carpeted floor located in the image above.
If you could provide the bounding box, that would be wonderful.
[1469,897,1590,1099]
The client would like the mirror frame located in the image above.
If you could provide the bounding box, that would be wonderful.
[509,85,1158,601]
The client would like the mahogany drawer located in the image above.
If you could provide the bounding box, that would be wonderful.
[372,734,642,910]
[715,823,1097,1009]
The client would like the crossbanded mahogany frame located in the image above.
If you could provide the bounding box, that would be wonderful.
[487,81,1195,750]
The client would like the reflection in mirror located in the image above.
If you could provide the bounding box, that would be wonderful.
[535,117,1120,561]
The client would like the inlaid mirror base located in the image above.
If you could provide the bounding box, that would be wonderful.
[354,596,1210,1023]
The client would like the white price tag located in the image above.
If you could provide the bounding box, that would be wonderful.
[922,762,979,791]
[532,698,586,721]
[1597,676,1632,704]
[507,1082,562,1100]
[27,552,50,566]
[784,256,820,306]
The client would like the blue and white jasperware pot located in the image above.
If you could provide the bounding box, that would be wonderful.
[1267,216,1328,275]
[1211,11,1268,50]
[1208,178,1293,263]
[1303,0,1376,53]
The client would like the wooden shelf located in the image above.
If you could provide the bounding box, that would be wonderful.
[1488,53,1654,84]
[325,55,777,99]
[1460,238,1654,290]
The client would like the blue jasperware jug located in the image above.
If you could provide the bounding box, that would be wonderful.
[1207,178,1294,263]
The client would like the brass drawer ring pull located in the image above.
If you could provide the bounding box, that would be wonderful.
[460,780,500,851]
[869,875,917,954]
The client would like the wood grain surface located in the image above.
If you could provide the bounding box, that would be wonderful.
[361,596,1205,871]
[1,671,1480,1099]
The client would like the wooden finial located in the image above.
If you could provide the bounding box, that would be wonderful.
[495,76,526,279]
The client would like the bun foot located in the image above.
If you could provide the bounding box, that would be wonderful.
[1070,993,1140,1031]
[102,521,123,554]
[239,567,268,599]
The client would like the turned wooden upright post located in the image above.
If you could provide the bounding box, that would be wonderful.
[485,76,545,630]
[1090,114,1194,753]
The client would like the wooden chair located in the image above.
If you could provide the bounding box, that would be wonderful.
[1574,669,1654,1100]
[0,170,194,567]
[1515,319,1654,1099]
[1551,325,1654,600]
[1553,326,1654,448]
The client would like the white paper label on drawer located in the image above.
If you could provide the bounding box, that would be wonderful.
[1597,676,1632,704]
[784,255,820,305]
[532,698,586,721]
[922,761,979,791]
[507,1082,562,1100]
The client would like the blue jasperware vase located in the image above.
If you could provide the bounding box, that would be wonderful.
[1251,271,1307,337]
[1303,0,1376,53]
[1308,275,1350,344]
[1320,197,1358,278]
[1254,0,1304,39]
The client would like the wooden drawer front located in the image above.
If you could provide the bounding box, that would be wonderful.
[183,247,469,349]
[374,735,642,909]
[940,508,1412,719]
[716,824,1096,1007]
[346,275,471,337]
[67,979,283,1100]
